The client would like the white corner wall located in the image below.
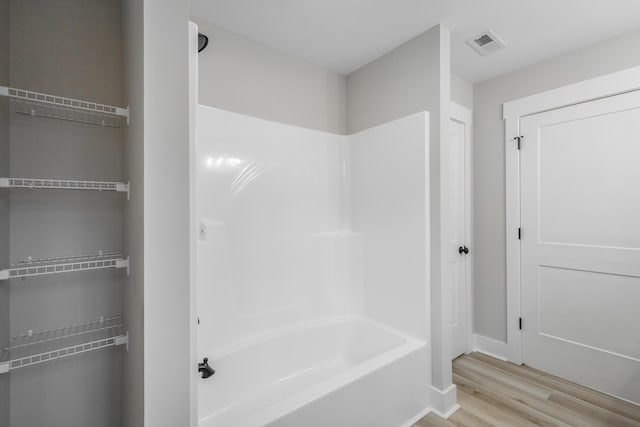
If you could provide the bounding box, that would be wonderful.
[143,0,192,426]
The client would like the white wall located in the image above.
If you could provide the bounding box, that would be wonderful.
[192,18,347,135]
[473,27,640,342]
[122,0,144,426]
[143,0,192,425]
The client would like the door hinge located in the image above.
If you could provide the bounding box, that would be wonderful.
[519,317,523,330]
[518,228,521,240]
[514,135,524,150]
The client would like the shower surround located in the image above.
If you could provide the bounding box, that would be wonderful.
[196,106,432,426]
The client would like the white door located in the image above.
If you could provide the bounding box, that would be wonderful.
[521,90,640,404]
[449,118,469,359]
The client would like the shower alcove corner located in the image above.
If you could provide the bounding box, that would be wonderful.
[195,106,432,426]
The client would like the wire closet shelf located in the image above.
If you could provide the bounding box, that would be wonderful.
[0,316,128,374]
[0,86,129,127]
[0,251,129,280]
[0,177,130,199]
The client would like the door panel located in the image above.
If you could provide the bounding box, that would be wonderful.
[521,90,640,404]
[538,108,640,248]
[538,266,640,358]
[449,119,467,359]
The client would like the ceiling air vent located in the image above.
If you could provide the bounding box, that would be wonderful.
[466,30,506,56]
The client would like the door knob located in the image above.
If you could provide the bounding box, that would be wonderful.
[458,246,469,254]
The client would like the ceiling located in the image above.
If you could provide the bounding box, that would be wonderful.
[190,0,640,83]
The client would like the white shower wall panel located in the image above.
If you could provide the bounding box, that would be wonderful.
[351,113,430,341]
[196,108,433,426]
[196,106,361,352]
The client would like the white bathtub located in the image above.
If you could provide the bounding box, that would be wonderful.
[198,316,428,427]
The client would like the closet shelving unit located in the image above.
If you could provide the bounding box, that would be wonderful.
[1,85,130,373]
[0,178,130,199]
[0,316,128,374]
[0,86,129,127]
[0,251,130,280]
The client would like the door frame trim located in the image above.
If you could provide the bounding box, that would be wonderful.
[450,101,473,355]
[502,65,640,364]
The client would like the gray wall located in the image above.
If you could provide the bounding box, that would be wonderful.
[473,27,640,341]
[346,28,441,134]
[144,1,192,426]
[451,73,473,110]
[122,0,144,426]
[0,0,9,424]
[193,18,347,135]
[8,0,124,426]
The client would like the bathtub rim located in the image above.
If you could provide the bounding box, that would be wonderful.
[199,314,426,360]
[198,315,427,427]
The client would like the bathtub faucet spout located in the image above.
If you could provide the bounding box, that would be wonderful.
[198,357,215,379]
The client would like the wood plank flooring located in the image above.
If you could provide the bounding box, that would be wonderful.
[414,352,640,427]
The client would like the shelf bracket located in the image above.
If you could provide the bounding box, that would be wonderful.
[115,332,129,351]
[0,178,9,188]
[117,181,130,200]
[116,256,130,275]
[0,362,9,374]
[0,269,9,281]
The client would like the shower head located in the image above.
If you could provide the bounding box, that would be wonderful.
[198,33,209,53]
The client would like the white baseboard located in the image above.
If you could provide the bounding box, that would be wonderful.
[400,385,461,425]
[429,384,459,419]
[473,334,509,361]
[431,404,461,420]
[401,403,460,425]
[400,406,432,427]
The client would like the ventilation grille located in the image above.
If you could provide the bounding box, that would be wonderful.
[466,30,506,56]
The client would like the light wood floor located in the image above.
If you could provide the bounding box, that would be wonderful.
[414,352,640,427]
